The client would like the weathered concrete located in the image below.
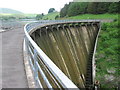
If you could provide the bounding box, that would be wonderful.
[0,31,2,90]
[23,39,36,88]
[2,24,28,88]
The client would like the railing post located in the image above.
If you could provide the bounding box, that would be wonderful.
[33,49,39,88]
[24,20,100,89]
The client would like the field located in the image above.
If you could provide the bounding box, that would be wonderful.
[0,13,37,20]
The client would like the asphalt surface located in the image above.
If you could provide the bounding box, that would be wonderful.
[2,23,28,88]
[0,31,2,89]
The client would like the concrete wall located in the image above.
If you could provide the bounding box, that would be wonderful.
[30,22,100,88]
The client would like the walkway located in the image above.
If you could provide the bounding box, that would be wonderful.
[1,23,28,88]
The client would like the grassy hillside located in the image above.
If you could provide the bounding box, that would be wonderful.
[42,12,59,20]
[0,8,37,20]
[23,14,37,18]
[0,11,59,20]
[0,8,23,14]
[59,14,118,20]
[0,13,37,20]
[95,20,119,89]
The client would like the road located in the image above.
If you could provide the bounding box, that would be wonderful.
[1,22,28,88]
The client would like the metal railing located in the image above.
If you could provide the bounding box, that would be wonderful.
[24,20,100,89]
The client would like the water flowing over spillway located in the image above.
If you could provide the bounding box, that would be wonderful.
[29,21,100,88]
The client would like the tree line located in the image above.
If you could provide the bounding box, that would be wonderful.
[36,8,56,20]
[60,2,119,17]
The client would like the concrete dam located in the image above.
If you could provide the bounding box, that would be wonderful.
[24,20,101,89]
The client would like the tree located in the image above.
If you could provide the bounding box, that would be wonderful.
[60,4,70,17]
[55,15,59,20]
[60,2,118,17]
[67,2,88,17]
[41,13,44,16]
[36,14,44,20]
[87,2,99,14]
[108,2,118,13]
[48,8,55,13]
[96,2,111,14]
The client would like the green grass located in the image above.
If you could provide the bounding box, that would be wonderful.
[95,20,119,88]
[0,13,24,17]
[0,13,37,17]
[23,14,37,18]
[0,13,13,16]
[61,14,118,20]
[42,12,59,20]
[0,13,37,20]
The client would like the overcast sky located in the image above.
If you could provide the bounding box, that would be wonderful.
[0,0,73,14]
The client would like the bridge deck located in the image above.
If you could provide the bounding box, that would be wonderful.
[2,24,28,88]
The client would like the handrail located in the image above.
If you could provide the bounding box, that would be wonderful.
[24,20,100,89]
[24,20,81,88]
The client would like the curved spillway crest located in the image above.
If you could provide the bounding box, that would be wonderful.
[29,21,100,88]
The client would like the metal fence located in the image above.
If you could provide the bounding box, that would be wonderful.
[24,20,100,89]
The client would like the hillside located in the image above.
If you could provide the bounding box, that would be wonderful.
[68,14,118,20]
[42,12,59,20]
[0,8,23,14]
[0,8,37,20]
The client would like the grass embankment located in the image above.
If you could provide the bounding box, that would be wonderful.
[59,14,118,20]
[95,20,119,88]
[42,12,59,20]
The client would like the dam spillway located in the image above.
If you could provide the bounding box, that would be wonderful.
[24,20,101,88]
